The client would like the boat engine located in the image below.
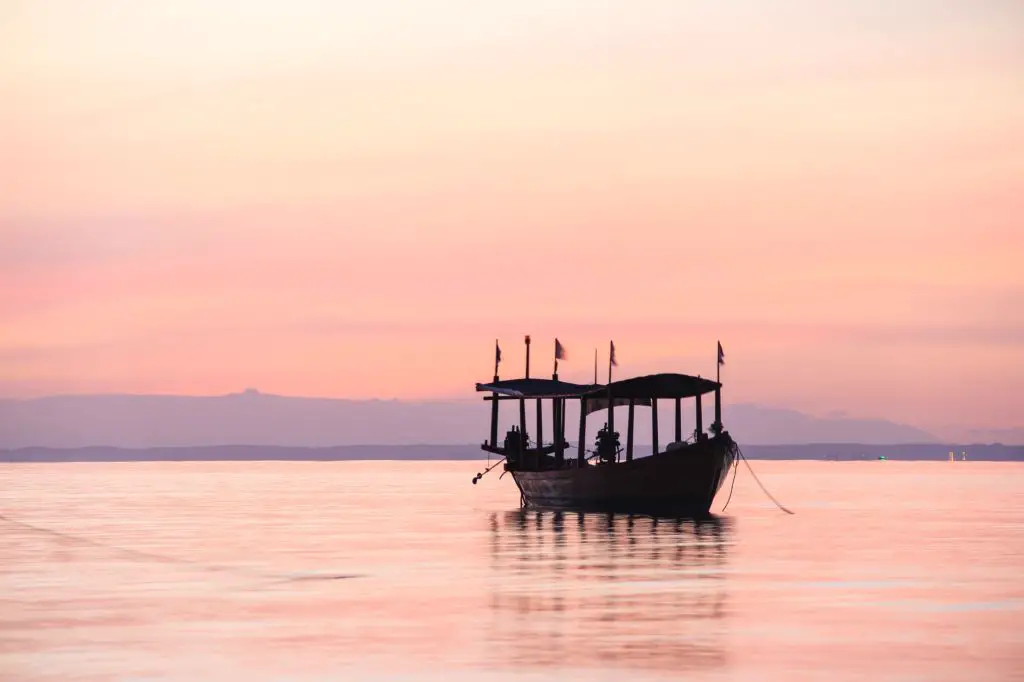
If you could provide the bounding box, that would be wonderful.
[503,426,528,468]
[594,423,621,464]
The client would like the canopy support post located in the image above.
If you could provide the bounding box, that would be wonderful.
[607,386,615,462]
[695,394,703,440]
[535,398,543,468]
[519,398,527,463]
[626,399,635,461]
[651,398,659,456]
[489,373,499,448]
[553,398,563,466]
[578,398,587,466]
[560,399,566,451]
[714,387,722,433]
[674,397,682,442]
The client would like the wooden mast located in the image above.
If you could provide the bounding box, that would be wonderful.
[579,339,592,466]
[674,397,682,442]
[553,341,562,466]
[714,340,723,432]
[520,335,529,465]
[553,353,562,466]
[525,335,531,379]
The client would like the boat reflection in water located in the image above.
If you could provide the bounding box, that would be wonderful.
[486,510,733,674]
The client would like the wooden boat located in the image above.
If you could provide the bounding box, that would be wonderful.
[475,338,738,516]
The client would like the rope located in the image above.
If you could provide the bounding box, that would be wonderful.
[720,444,790,512]
[720,450,740,512]
[472,456,507,484]
[741,444,794,512]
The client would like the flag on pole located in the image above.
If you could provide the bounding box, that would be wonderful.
[495,340,502,366]
[555,338,566,360]
[610,340,618,367]
[717,341,725,366]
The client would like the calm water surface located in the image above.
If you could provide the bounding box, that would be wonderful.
[2,460,1022,681]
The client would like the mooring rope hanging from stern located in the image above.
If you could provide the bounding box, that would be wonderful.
[721,444,794,515]
[720,450,740,512]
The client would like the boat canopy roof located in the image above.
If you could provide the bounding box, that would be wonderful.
[475,377,599,398]
[582,373,720,400]
[476,373,719,400]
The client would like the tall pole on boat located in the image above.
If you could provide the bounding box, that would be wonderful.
[490,340,501,448]
[717,340,723,385]
[519,336,530,464]
[494,339,501,381]
[593,348,597,384]
[608,340,617,383]
[714,340,724,433]
[553,338,565,466]
[525,335,531,379]
[607,340,617,459]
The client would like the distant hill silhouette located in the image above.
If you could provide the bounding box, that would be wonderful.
[722,403,939,445]
[0,389,947,449]
[962,426,1024,446]
[3,443,1021,463]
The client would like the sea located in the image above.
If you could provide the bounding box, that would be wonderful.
[2,460,1022,682]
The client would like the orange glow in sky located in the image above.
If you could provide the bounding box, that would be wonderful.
[1,0,1022,435]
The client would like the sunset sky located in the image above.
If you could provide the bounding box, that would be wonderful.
[1,0,1021,436]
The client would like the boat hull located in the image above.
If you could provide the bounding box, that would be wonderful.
[510,434,736,517]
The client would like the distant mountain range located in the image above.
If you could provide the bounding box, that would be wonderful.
[962,427,1024,446]
[0,389,988,450]
[4,443,1022,462]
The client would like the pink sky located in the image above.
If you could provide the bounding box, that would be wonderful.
[1,1,1022,436]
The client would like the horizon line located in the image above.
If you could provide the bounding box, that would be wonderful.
[4,441,1022,451]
